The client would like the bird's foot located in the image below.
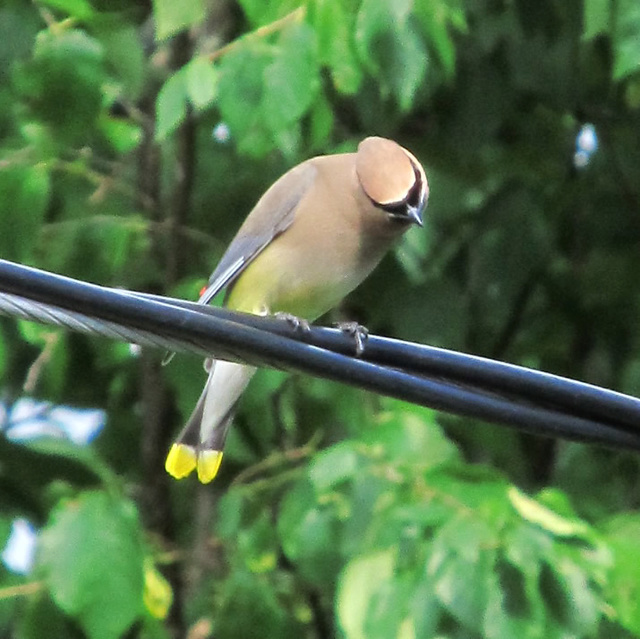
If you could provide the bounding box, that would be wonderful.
[335,321,369,356]
[274,312,311,332]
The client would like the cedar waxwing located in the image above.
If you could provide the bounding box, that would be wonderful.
[165,136,429,483]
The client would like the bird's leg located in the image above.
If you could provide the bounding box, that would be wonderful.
[273,311,311,332]
[335,321,369,357]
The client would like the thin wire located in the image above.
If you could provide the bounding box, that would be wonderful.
[0,293,191,355]
[125,291,640,432]
[1,258,639,452]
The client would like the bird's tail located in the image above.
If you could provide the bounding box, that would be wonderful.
[165,360,256,483]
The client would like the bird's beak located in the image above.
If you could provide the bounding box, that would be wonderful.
[407,205,424,227]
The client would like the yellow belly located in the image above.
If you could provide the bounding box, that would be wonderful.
[225,253,356,320]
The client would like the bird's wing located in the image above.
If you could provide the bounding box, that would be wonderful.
[198,162,317,304]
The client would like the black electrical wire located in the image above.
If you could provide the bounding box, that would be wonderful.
[1,258,639,451]
[126,291,640,433]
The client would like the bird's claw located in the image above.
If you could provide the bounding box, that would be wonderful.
[335,321,369,356]
[274,312,311,332]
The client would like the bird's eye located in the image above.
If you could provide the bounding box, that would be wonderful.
[379,163,423,216]
[405,167,423,209]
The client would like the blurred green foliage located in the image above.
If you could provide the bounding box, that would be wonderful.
[1,0,640,637]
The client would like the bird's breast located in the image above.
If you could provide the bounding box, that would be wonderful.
[226,159,401,320]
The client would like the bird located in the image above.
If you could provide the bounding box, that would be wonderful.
[165,136,429,483]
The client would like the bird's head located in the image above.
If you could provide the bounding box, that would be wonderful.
[356,136,429,228]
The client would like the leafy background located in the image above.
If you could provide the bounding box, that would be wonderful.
[1,0,640,637]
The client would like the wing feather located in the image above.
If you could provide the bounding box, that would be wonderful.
[198,162,317,304]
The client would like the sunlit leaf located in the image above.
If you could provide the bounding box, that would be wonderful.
[583,0,610,40]
[155,69,188,141]
[413,0,464,78]
[613,0,640,79]
[143,559,172,620]
[508,487,592,539]
[262,23,320,141]
[337,549,395,639]
[98,115,143,154]
[185,57,218,110]
[310,0,362,94]
[308,441,361,491]
[152,0,205,41]
[605,514,640,635]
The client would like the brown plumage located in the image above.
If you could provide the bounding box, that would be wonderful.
[165,136,429,482]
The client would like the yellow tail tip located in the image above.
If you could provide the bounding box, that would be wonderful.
[165,443,197,479]
[196,450,224,484]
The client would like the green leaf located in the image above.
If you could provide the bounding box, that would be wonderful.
[365,572,416,639]
[432,547,494,632]
[409,576,442,638]
[625,76,640,108]
[236,0,303,27]
[98,115,143,154]
[185,57,218,110]
[38,214,150,284]
[152,0,205,41]
[583,0,610,40]
[155,69,188,141]
[0,435,104,521]
[97,23,146,100]
[262,23,320,140]
[214,569,303,638]
[23,29,104,144]
[143,559,173,620]
[309,91,334,147]
[19,593,85,639]
[216,488,246,540]
[426,464,509,512]
[35,0,94,19]
[217,43,274,156]
[0,165,50,262]
[414,0,465,78]
[355,0,428,111]
[0,517,13,554]
[239,512,279,574]
[394,214,431,284]
[310,0,362,94]
[605,514,640,635]
[340,474,389,556]
[483,562,543,639]
[236,0,271,26]
[613,0,640,80]
[308,441,361,491]
[337,549,395,639]
[217,20,320,156]
[278,480,343,585]
[508,487,592,540]
[539,558,601,635]
[428,516,497,631]
[38,490,144,639]
[363,399,459,468]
